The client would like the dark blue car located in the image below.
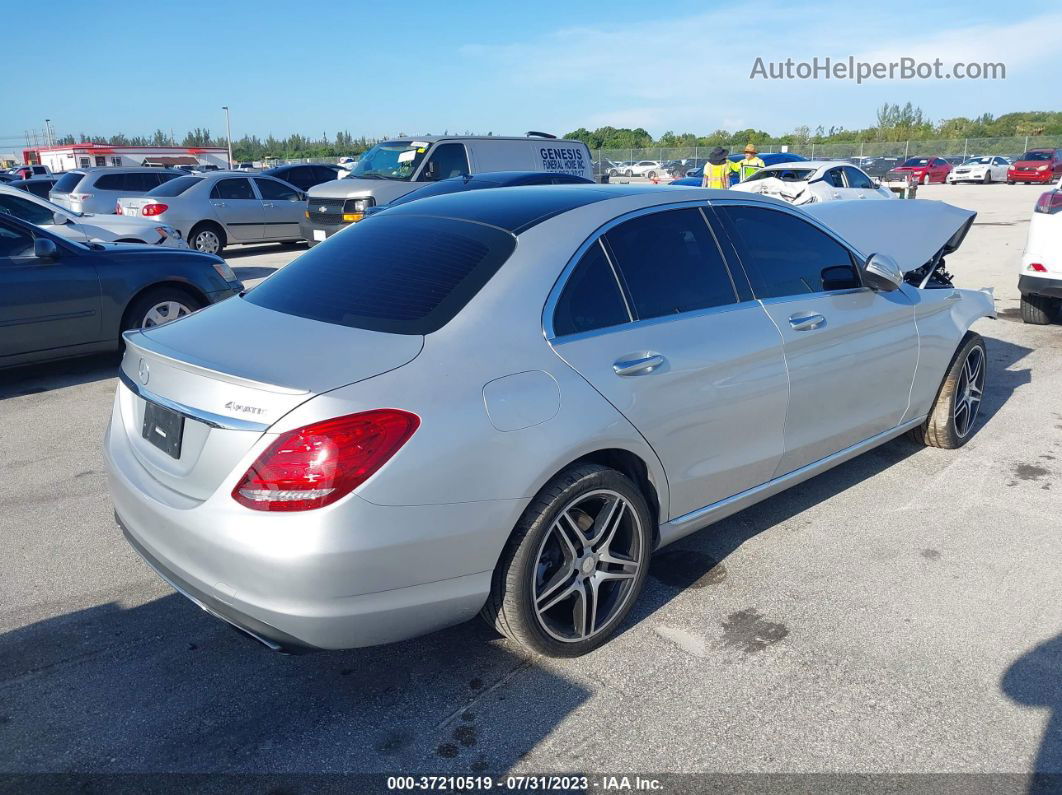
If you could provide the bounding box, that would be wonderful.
[365,170,595,216]
[677,153,808,185]
[0,213,243,368]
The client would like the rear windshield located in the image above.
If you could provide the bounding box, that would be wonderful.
[148,176,202,196]
[746,168,816,183]
[52,172,84,193]
[244,215,517,335]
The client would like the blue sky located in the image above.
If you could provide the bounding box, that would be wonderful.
[3,0,1059,147]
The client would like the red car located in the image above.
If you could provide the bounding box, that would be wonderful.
[891,156,952,184]
[1007,149,1062,184]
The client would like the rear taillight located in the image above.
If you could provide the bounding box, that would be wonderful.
[232,409,420,512]
[70,192,93,201]
[1028,263,1048,272]
[141,203,168,217]
[1034,192,1062,214]
[115,202,123,214]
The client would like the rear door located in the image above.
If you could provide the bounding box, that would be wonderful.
[714,201,918,476]
[209,177,262,241]
[0,222,101,359]
[548,206,789,519]
[254,177,303,240]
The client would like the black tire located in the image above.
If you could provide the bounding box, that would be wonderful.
[121,286,204,337]
[983,172,992,184]
[1007,180,1014,185]
[908,333,987,449]
[923,173,931,185]
[647,170,657,180]
[188,222,226,255]
[1020,293,1057,325]
[481,463,652,657]
[624,170,633,177]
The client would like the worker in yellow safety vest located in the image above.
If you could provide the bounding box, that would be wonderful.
[735,143,766,181]
[701,147,738,189]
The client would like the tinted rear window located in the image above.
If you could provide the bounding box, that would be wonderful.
[52,172,84,193]
[244,215,517,334]
[149,176,203,196]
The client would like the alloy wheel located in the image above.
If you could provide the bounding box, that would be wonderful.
[142,300,192,328]
[954,345,985,438]
[531,489,643,643]
[194,230,221,254]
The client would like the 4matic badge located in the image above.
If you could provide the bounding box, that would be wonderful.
[224,400,267,416]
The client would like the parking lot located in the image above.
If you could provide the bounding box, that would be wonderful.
[1,183,1059,781]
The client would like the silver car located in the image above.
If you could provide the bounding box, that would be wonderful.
[48,167,185,214]
[115,172,307,254]
[104,186,994,656]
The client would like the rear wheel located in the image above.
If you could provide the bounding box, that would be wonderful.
[482,464,652,657]
[188,222,226,255]
[624,170,633,177]
[908,333,986,449]
[121,286,203,337]
[1021,293,1058,325]
[647,170,657,180]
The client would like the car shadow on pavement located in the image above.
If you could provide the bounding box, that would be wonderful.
[231,265,279,282]
[0,591,588,776]
[1002,633,1062,790]
[222,242,306,260]
[0,353,119,400]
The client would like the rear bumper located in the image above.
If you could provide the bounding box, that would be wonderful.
[1019,274,1062,299]
[103,396,516,650]
[299,219,350,247]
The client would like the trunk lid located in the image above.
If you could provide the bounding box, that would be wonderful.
[117,296,423,500]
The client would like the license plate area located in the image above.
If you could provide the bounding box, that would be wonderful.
[313,228,327,241]
[142,401,185,459]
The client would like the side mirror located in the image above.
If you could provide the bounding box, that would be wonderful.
[53,211,69,226]
[34,238,58,261]
[862,253,903,292]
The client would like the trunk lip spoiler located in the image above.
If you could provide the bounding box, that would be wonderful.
[123,330,310,396]
[117,368,270,433]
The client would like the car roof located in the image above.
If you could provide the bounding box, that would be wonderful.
[760,160,835,170]
[379,184,758,234]
[375,135,584,145]
[77,166,185,174]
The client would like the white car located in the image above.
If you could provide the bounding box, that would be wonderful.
[732,161,894,204]
[1018,177,1062,324]
[947,156,1011,184]
[0,184,185,247]
[621,160,664,178]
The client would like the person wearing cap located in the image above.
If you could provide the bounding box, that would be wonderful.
[701,147,739,189]
[736,144,766,181]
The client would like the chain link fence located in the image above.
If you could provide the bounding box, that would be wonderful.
[594,135,1062,168]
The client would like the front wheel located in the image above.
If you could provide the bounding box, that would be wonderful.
[482,464,652,657]
[983,172,992,184]
[923,173,931,185]
[908,333,986,449]
[624,170,633,177]
[646,170,657,180]
[121,287,203,340]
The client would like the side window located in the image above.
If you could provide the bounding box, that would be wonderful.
[553,241,630,336]
[842,166,874,189]
[423,144,470,181]
[92,173,128,191]
[605,208,736,320]
[719,205,859,298]
[128,173,158,191]
[255,178,300,201]
[0,194,54,225]
[316,166,339,182]
[823,168,845,188]
[210,178,255,200]
[0,224,34,258]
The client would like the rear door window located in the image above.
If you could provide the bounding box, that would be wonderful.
[211,178,255,200]
[604,208,737,319]
[717,205,859,298]
[243,215,517,334]
[553,241,631,336]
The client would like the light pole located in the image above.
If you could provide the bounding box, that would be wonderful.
[222,106,233,169]
[44,119,54,147]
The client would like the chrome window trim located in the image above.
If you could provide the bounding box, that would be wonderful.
[118,369,270,432]
[542,200,743,341]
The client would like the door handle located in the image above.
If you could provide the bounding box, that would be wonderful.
[213,202,226,208]
[788,312,826,331]
[613,354,666,376]
[262,202,274,208]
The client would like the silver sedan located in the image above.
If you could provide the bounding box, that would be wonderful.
[116,172,307,254]
[104,186,994,656]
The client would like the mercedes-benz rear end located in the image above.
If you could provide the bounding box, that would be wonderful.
[104,212,521,651]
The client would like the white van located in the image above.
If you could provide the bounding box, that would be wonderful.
[301,134,593,244]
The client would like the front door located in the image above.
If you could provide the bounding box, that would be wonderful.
[548,207,789,519]
[253,177,303,240]
[714,202,918,476]
[208,177,263,242]
[0,224,101,359]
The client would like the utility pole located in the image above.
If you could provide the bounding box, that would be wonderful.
[44,119,54,147]
[222,106,233,168]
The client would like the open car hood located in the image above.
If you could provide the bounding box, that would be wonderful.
[800,199,976,272]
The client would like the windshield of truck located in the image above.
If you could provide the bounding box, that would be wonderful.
[349,142,428,181]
